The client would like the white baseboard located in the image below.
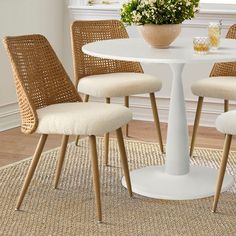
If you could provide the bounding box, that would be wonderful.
[0,102,20,131]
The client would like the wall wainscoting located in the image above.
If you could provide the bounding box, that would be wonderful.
[0,103,20,131]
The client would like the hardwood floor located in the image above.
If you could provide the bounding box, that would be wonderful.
[0,120,235,167]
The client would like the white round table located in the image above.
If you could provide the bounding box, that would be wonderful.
[83,37,236,200]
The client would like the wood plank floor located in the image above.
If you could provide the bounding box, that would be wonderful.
[0,120,235,167]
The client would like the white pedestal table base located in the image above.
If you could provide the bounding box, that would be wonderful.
[122,165,234,200]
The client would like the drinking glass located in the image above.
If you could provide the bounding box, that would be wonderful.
[208,22,221,50]
[193,37,210,54]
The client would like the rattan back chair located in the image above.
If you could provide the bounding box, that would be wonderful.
[71,20,164,162]
[71,20,143,88]
[190,24,236,157]
[3,34,133,222]
[3,34,81,134]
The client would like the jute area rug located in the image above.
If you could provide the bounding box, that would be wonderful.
[0,138,236,236]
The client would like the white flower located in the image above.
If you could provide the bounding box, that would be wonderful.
[193,6,200,12]
[132,12,142,22]
[185,0,191,6]
[141,0,155,5]
[142,10,150,17]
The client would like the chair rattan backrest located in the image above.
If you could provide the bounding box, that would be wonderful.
[210,24,236,77]
[3,34,81,134]
[71,20,143,87]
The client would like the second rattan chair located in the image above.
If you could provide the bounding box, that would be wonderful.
[3,34,133,222]
[71,20,164,166]
[190,24,236,156]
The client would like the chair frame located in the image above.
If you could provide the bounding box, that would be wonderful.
[71,20,164,165]
[190,24,236,157]
[3,34,132,222]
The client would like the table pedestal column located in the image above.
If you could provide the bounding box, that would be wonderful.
[165,63,189,175]
[122,63,233,200]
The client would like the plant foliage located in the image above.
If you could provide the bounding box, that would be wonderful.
[121,0,200,25]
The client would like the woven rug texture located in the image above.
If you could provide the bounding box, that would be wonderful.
[0,138,236,236]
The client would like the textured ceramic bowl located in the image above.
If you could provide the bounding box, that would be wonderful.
[138,24,181,48]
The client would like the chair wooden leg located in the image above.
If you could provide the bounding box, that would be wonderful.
[190,96,204,157]
[54,135,69,189]
[75,95,90,146]
[104,133,109,166]
[116,128,133,197]
[84,94,89,102]
[224,100,229,112]
[89,135,102,222]
[149,93,164,154]
[104,97,111,166]
[212,134,232,213]
[124,96,129,137]
[16,134,48,210]
[75,135,80,147]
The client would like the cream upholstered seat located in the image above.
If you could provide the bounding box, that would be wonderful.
[37,102,132,135]
[190,24,236,156]
[78,73,162,98]
[3,34,133,223]
[216,110,236,135]
[71,20,164,166]
[212,110,236,212]
[192,76,236,100]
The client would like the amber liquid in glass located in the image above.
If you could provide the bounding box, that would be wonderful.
[193,43,209,53]
[208,25,220,50]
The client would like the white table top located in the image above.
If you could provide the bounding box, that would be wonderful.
[82,37,236,64]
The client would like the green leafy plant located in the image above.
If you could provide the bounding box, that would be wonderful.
[121,0,200,25]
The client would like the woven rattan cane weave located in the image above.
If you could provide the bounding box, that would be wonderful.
[210,24,236,77]
[3,35,82,134]
[71,20,143,88]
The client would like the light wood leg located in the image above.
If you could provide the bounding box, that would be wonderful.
[16,134,48,210]
[124,96,129,137]
[54,135,69,189]
[89,135,102,222]
[84,94,89,102]
[116,128,133,197]
[190,96,204,157]
[104,97,110,166]
[149,93,164,154]
[75,135,80,147]
[224,100,229,112]
[75,95,90,146]
[212,134,232,213]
